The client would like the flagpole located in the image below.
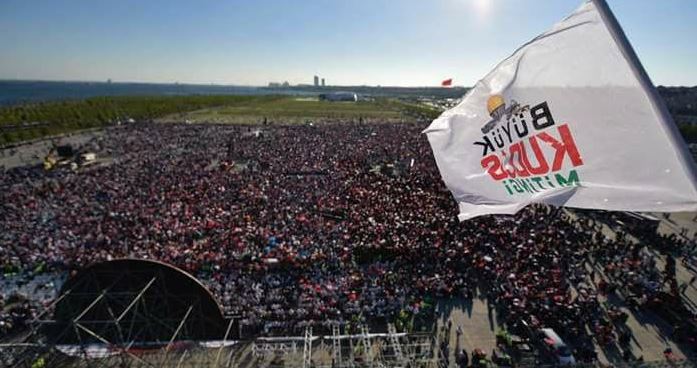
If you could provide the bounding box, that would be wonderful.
[591,0,697,185]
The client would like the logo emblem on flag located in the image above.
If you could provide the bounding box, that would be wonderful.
[481,95,530,134]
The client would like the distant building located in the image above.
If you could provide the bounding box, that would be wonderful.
[313,75,319,87]
[269,81,291,88]
[321,78,325,87]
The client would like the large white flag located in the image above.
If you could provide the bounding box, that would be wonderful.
[425,0,697,221]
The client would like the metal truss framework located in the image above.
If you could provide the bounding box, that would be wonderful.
[313,324,438,368]
[48,260,226,345]
[244,323,441,367]
[0,266,238,368]
[3,300,697,368]
[303,327,313,368]
[1,284,438,368]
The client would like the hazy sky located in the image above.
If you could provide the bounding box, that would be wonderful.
[1,0,696,86]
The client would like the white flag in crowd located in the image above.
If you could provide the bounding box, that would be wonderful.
[425,0,697,221]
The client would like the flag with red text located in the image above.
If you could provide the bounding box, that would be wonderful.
[424,0,697,220]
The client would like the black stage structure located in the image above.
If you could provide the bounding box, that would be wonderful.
[2,259,240,367]
[47,259,227,345]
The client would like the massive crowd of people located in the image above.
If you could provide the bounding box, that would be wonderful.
[1,121,694,362]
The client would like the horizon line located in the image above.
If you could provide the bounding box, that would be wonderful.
[1,78,694,90]
[0,78,472,89]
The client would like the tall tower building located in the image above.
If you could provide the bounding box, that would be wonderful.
[313,75,319,87]
[321,78,325,87]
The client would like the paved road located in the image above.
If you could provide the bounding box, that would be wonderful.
[0,129,104,170]
[434,211,697,367]
[657,212,697,243]
[436,297,498,367]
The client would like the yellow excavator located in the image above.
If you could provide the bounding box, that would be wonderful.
[43,143,74,170]
[43,146,58,170]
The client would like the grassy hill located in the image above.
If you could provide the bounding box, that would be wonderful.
[0,95,440,146]
[160,97,442,124]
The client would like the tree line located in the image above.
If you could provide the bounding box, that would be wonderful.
[0,95,270,146]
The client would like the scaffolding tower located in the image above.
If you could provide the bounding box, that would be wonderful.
[331,324,343,367]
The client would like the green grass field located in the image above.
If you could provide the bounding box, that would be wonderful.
[0,95,442,146]
[159,97,435,124]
